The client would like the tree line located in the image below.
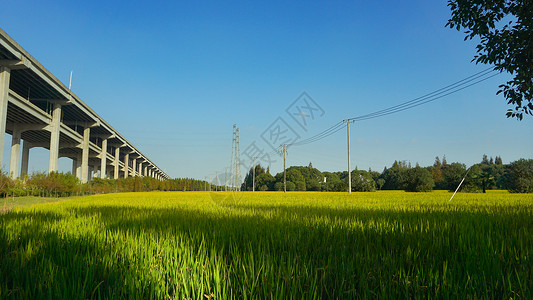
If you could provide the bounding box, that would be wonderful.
[241,155,533,193]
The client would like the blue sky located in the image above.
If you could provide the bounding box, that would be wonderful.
[2,0,531,179]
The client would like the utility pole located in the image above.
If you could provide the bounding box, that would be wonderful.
[344,120,354,194]
[215,171,218,192]
[204,176,207,191]
[282,144,287,193]
[252,157,256,192]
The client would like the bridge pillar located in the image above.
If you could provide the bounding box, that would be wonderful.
[139,162,143,177]
[124,153,129,178]
[113,147,120,179]
[48,103,61,173]
[100,138,107,179]
[132,158,136,177]
[0,66,10,169]
[81,126,90,183]
[9,124,21,178]
[71,157,77,175]
[21,140,30,176]
[75,155,82,179]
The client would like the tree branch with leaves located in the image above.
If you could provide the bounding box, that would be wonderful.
[446,0,532,120]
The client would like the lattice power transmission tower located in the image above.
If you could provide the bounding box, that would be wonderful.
[230,124,242,191]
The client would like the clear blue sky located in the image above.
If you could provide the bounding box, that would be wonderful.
[2,0,531,179]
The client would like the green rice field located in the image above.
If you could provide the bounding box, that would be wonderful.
[1,191,532,298]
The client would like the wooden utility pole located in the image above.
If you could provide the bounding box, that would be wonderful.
[344,120,354,194]
[283,145,287,193]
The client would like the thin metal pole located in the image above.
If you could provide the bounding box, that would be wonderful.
[346,121,352,194]
[252,157,256,192]
[449,166,472,202]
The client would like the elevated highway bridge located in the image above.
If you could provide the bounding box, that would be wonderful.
[0,28,170,182]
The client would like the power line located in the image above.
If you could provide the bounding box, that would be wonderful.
[288,121,345,147]
[348,68,498,121]
[279,68,500,150]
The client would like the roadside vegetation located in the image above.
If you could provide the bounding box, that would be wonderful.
[0,172,207,199]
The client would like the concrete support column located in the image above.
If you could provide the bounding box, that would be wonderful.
[21,140,30,176]
[48,102,61,173]
[9,124,21,178]
[124,153,129,178]
[114,147,120,179]
[132,158,136,177]
[138,162,143,177]
[100,138,107,179]
[81,127,90,183]
[75,155,82,179]
[144,165,148,177]
[0,66,11,169]
[72,158,77,175]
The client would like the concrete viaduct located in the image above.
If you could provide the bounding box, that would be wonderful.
[0,28,170,182]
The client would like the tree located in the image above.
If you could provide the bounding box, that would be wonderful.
[402,166,435,192]
[432,156,444,189]
[350,170,376,192]
[376,178,385,190]
[502,159,533,193]
[242,164,266,191]
[256,173,275,191]
[323,172,344,192]
[442,162,467,191]
[380,161,409,190]
[482,154,490,165]
[471,164,495,193]
[446,0,533,120]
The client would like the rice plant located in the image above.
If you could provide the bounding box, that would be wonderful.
[0,191,531,298]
